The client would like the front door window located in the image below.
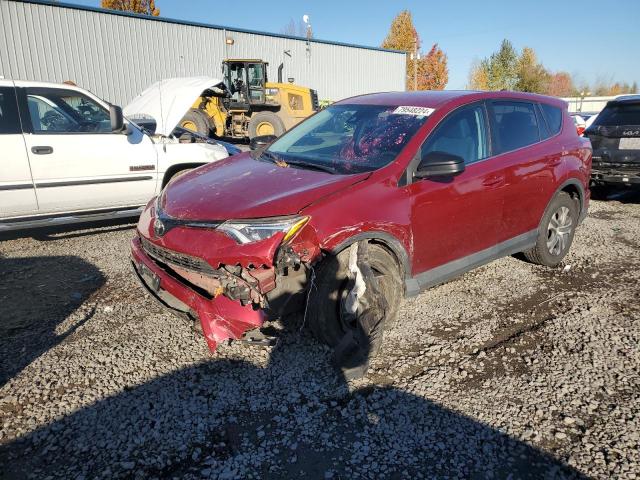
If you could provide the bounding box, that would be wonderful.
[25,88,111,134]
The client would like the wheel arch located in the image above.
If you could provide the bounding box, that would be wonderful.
[161,163,206,188]
[555,178,587,222]
[326,231,411,291]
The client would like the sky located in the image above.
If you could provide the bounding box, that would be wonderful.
[64,0,640,90]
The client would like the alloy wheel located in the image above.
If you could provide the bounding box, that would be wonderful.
[546,206,572,256]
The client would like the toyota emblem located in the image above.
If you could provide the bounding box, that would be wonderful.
[153,218,166,237]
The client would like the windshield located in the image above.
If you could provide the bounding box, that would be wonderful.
[593,103,640,127]
[267,104,430,174]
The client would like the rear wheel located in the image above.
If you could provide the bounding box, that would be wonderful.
[307,243,402,354]
[523,192,578,267]
[180,109,211,137]
[248,111,285,139]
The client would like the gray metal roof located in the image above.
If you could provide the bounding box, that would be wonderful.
[15,0,406,55]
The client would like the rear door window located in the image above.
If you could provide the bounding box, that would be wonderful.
[593,103,640,127]
[0,87,22,134]
[539,103,563,135]
[490,101,540,154]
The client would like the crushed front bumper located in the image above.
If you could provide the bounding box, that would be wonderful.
[131,236,265,351]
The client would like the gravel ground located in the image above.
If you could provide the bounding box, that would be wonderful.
[0,191,638,479]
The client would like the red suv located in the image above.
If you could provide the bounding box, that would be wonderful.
[131,91,591,360]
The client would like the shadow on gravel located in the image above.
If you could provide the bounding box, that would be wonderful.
[591,185,640,203]
[1,334,588,480]
[0,256,105,388]
[0,218,136,242]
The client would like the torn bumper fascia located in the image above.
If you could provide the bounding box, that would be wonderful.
[132,206,321,351]
[132,237,266,350]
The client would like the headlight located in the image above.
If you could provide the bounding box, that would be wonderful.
[266,88,280,96]
[217,216,309,244]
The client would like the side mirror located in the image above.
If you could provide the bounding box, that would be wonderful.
[109,104,125,133]
[249,134,277,150]
[415,151,465,179]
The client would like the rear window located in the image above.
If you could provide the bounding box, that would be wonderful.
[0,87,21,134]
[491,101,540,154]
[593,103,640,127]
[540,103,563,135]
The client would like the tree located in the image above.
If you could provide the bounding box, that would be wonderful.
[515,47,550,93]
[280,18,310,37]
[546,72,574,97]
[467,60,489,90]
[485,39,519,91]
[101,0,160,16]
[381,10,418,53]
[381,10,448,90]
[418,44,448,90]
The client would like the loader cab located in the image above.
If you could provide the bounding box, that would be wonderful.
[223,60,267,107]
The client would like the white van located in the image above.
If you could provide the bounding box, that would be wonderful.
[0,77,232,231]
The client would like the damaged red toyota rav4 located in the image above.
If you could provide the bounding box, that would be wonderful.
[131,91,592,369]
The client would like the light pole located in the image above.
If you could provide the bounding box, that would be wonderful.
[411,36,420,91]
[303,15,312,55]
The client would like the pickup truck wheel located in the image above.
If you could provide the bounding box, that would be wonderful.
[523,192,578,267]
[180,109,211,137]
[248,111,285,139]
[307,243,402,355]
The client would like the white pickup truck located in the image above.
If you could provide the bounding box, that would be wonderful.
[0,77,232,232]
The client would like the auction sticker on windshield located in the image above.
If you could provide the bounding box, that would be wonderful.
[392,106,435,117]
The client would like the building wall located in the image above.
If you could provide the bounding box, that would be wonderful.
[0,0,406,106]
[561,96,618,114]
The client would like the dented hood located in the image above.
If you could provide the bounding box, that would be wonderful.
[161,152,369,219]
[123,77,225,137]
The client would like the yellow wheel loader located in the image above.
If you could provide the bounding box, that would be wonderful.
[181,59,319,140]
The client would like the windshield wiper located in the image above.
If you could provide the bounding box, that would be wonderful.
[259,150,337,174]
[284,159,337,174]
[258,150,288,166]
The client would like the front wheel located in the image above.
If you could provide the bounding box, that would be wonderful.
[248,111,285,139]
[523,192,578,267]
[180,109,211,137]
[307,243,402,356]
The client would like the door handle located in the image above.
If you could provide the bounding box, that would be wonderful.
[31,146,53,155]
[482,175,503,187]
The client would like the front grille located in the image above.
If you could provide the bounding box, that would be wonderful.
[140,237,215,275]
[310,89,319,111]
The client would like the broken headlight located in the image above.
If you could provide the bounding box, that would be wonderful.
[217,216,309,244]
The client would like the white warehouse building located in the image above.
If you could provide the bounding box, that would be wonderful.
[0,0,407,106]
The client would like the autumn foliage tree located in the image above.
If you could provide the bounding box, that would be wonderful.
[516,47,550,93]
[468,39,638,97]
[381,10,448,90]
[101,0,160,16]
[546,72,574,97]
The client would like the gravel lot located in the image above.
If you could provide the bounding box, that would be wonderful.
[1,191,638,479]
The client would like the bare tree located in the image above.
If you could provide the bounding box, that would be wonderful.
[280,18,309,37]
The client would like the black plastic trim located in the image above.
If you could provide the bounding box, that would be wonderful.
[406,229,538,297]
[554,178,588,223]
[0,183,34,191]
[35,176,153,188]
